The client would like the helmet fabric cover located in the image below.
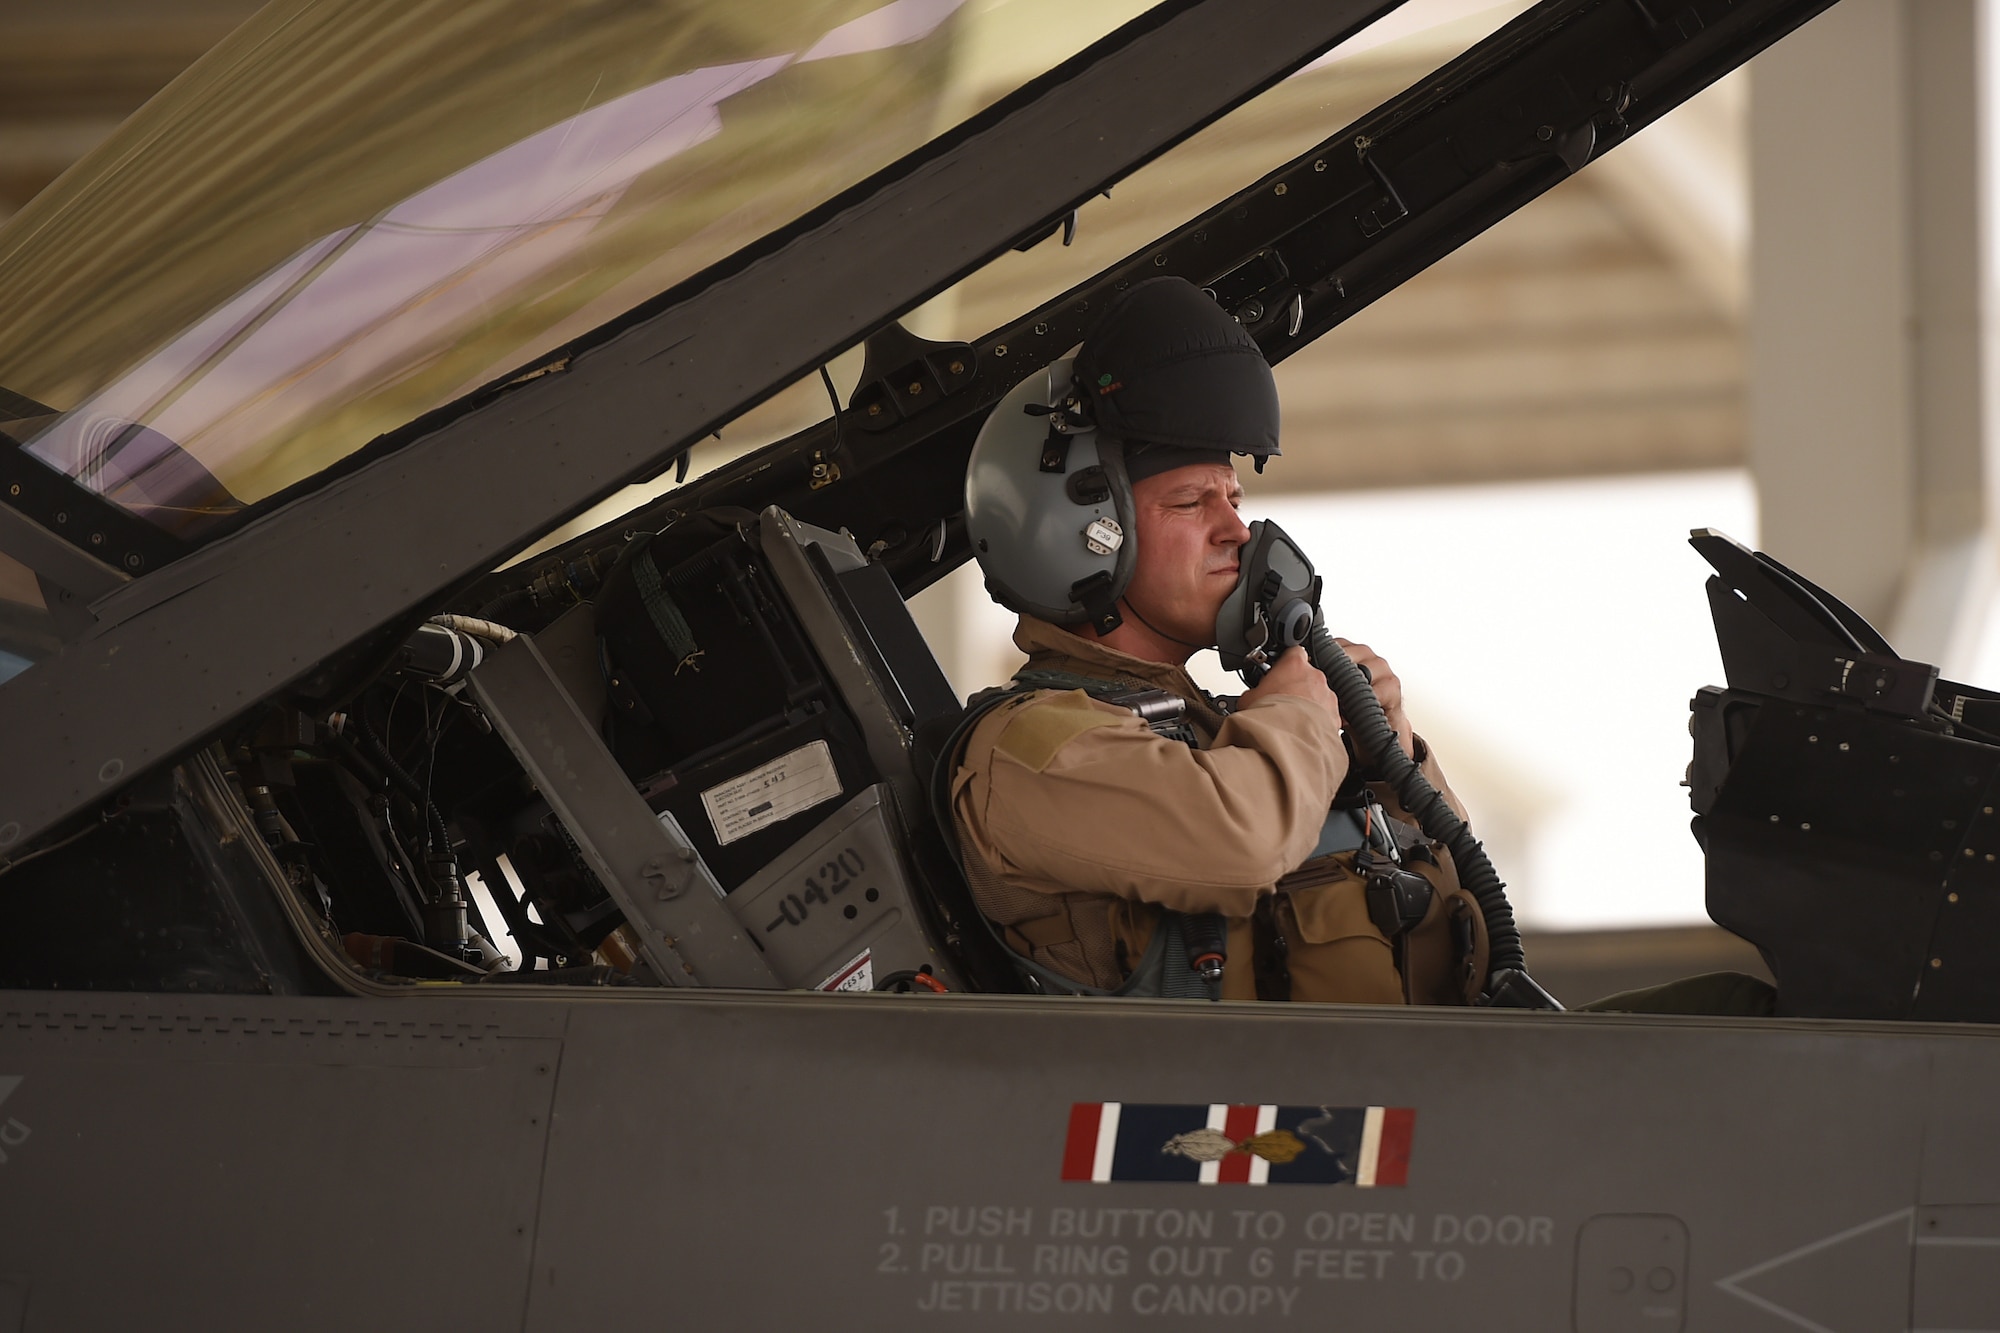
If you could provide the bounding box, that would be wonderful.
[1073,275,1281,463]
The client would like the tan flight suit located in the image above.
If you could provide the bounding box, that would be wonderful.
[949,616,1487,1004]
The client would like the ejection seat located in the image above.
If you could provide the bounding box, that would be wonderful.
[470,503,1016,994]
[1690,529,2000,1022]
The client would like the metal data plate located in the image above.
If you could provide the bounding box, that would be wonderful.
[725,784,955,991]
[467,635,777,990]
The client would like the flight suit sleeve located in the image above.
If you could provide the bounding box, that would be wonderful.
[954,689,1348,917]
[1361,734,1472,834]
[1413,733,1470,824]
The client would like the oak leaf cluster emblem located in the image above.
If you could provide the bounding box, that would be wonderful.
[1161,1127,1306,1165]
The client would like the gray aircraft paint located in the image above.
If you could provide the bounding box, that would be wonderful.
[1,989,1994,1331]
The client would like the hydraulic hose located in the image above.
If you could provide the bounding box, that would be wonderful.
[1303,617,1560,1009]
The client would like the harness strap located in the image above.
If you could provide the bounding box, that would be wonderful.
[929,668,1221,1000]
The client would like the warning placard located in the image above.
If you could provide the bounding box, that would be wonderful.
[700,741,843,845]
[819,949,874,992]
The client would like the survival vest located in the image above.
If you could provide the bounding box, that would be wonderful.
[931,668,1488,1004]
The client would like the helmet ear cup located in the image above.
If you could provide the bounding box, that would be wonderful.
[965,360,1139,627]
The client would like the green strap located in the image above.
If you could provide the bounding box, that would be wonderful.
[1009,667,1148,696]
[632,548,702,673]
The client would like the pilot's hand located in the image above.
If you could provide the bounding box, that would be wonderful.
[1334,638,1415,758]
[1241,645,1339,724]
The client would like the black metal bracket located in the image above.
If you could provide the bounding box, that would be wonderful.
[0,444,182,588]
[1692,529,1938,721]
[847,321,979,433]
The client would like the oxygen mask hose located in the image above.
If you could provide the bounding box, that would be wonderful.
[1301,616,1561,1011]
[1216,519,1558,1009]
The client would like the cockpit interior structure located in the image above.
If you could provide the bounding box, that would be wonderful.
[0,1,1995,1328]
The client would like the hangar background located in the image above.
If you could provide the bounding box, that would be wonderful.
[0,0,1980,997]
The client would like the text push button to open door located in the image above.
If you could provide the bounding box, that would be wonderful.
[1575,1215,1687,1333]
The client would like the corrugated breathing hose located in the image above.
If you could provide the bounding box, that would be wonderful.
[1304,616,1560,1010]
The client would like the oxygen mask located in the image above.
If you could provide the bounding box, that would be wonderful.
[1209,517,1560,1010]
[1215,519,1322,684]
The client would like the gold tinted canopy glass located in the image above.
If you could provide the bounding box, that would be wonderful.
[0,0,1134,539]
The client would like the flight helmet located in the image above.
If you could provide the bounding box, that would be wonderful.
[964,276,1281,632]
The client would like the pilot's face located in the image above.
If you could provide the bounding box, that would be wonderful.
[1124,461,1249,648]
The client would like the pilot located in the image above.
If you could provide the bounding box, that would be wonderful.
[944,276,1489,1004]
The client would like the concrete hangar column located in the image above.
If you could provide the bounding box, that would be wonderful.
[1751,0,2000,675]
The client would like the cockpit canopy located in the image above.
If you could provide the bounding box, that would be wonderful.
[0,0,1134,543]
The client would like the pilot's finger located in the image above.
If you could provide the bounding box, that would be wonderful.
[1267,644,1311,675]
[1334,637,1385,668]
[1285,647,1337,693]
[1332,637,1376,682]
[1335,639,1400,699]
[1362,660,1401,703]
[1243,647,1339,721]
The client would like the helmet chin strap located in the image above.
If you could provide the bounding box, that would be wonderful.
[1119,595,1213,655]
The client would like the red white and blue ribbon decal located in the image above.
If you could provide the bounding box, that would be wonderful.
[1061,1103,1414,1186]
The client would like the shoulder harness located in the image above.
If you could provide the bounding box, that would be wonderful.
[928,667,1227,1000]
